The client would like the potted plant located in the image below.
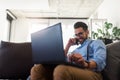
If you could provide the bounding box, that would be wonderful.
[112,26,120,41]
[92,22,113,44]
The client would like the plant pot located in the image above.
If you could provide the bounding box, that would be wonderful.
[104,38,113,45]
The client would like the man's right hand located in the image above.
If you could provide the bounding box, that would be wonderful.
[64,38,77,56]
[67,38,77,46]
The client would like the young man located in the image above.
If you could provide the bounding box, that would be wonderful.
[30,22,106,80]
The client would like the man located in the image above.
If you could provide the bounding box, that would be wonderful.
[30,22,106,80]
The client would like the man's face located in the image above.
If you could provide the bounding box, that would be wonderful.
[74,27,89,44]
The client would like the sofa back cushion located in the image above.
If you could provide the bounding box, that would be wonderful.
[102,41,120,80]
[0,41,33,79]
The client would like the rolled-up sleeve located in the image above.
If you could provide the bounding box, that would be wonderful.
[91,40,106,71]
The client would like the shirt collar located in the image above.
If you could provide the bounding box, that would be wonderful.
[79,39,91,48]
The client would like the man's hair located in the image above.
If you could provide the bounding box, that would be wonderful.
[74,22,88,31]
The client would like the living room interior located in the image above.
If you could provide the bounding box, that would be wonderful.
[0,0,120,43]
[0,0,120,80]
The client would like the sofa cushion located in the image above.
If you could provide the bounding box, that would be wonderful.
[102,41,120,80]
[0,41,33,79]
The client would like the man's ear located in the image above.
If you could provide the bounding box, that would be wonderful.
[86,30,89,34]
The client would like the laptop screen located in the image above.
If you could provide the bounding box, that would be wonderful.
[31,23,65,64]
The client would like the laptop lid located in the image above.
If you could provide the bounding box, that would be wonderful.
[31,23,66,64]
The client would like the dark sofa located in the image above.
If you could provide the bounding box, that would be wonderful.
[0,40,120,80]
[102,41,120,80]
[0,41,33,79]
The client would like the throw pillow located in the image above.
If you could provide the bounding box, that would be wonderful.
[0,41,33,79]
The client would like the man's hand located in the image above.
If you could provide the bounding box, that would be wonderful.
[67,38,77,46]
[64,38,77,56]
[68,53,85,66]
[68,53,97,69]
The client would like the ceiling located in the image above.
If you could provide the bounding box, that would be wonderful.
[8,0,104,19]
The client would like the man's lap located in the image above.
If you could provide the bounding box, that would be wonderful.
[30,64,102,80]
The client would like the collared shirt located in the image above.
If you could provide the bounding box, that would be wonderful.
[72,39,106,71]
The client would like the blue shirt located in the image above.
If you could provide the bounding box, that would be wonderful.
[72,39,106,71]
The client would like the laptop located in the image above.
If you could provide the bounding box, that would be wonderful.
[31,23,84,68]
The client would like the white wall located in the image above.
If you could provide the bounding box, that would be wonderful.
[0,9,7,41]
[96,0,120,27]
[10,18,30,42]
[11,18,88,42]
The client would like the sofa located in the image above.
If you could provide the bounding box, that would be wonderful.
[102,41,120,80]
[0,41,34,79]
[0,40,120,80]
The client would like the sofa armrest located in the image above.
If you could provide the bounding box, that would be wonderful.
[102,41,120,80]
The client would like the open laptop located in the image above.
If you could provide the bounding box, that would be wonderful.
[31,23,84,68]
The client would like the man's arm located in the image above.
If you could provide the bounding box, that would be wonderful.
[87,60,97,69]
[69,53,97,69]
[89,40,106,71]
[64,38,77,56]
[64,44,71,56]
